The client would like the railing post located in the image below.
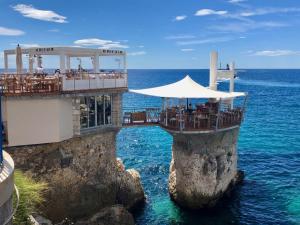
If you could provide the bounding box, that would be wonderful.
[165,98,168,126]
[241,94,248,122]
[215,99,222,131]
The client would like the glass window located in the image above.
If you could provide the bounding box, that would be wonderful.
[104,95,112,124]
[80,97,88,129]
[79,94,112,129]
[96,95,104,126]
[89,96,96,127]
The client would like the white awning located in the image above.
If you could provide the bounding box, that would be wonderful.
[130,75,245,99]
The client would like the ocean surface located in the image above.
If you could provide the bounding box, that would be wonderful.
[117,69,300,225]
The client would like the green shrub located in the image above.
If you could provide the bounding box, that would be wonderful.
[13,170,48,225]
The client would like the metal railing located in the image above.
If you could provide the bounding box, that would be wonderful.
[160,108,243,131]
[122,107,243,132]
[123,107,161,125]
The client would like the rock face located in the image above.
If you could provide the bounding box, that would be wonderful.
[168,127,242,209]
[6,128,145,222]
[116,159,146,210]
[75,205,135,225]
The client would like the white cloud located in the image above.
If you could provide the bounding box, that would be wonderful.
[211,21,288,32]
[74,38,129,49]
[127,51,146,56]
[195,9,227,16]
[228,0,246,3]
[177,37,234,45]
[0,26,24,36]
[165,35,195,40]
[174,15,187,21]
[138,45,144,48]
[252,50,300,57]
[48,29,59,32]
[240,7,300,17]
[12,4,67,23]
[181,49,194,52]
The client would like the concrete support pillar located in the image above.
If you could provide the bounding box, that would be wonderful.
[209,51,218,91]
[72,97,81,136]
[94,54,99,72]
[229,62,235,109]
[66,56,71,71]
[168,127,243,209]
[60,54,66,73]
[4,53,8,72]
[112,93,122,127]
[29,54,34,74]
[123,55,127,73]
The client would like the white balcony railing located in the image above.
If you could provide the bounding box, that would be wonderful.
[62,72,127,91]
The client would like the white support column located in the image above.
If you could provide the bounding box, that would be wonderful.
[66,56,71,71]
[209,51,218,91]
[4,53,8,72]
[229,62,235,92]
[124,55,127,73]
[229,62,235,109]
[94,54,99,72]
[29,53,33,74]
[60,54,66,73]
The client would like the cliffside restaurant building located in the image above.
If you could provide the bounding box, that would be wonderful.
[1,46,127,147]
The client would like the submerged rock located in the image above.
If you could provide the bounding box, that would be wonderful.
[75,205,135,225]
[168,127,243,209]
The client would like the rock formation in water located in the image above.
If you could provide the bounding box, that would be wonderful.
[75,205,135,225]
[7,128,145,223]
[168,127,243,209]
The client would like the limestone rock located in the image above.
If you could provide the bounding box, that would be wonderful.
[75,205,134,225]
[168,127,242,209]
[116,159,145,210]
[6,129,144,222]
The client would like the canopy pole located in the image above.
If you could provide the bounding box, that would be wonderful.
[241,94,248,122]
[165,98,168,126]
[179,106,183,132]
[4,52,8,72]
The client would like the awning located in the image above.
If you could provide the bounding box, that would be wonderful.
[130,75,245,99]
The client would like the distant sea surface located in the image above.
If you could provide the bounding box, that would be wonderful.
[117,69,300,225]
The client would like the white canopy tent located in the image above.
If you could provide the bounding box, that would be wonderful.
[130,75,245,99]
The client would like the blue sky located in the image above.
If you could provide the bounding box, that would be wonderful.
[1,0,300,69]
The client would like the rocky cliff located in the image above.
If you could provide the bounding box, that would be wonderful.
[168,127,243,209]
[6,128,145,223]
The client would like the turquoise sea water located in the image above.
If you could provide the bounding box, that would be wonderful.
[117,69,300,225]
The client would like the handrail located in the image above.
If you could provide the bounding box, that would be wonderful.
[3,184,20,225]
[122,107,243,131]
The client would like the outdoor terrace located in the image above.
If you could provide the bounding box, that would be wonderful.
[0,71,127,96]
[122,104,244,133]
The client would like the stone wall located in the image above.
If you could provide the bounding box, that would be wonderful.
[169,127,242,209]
[6,128,144,223]
[112,93,123,127]
[72,97,81,136]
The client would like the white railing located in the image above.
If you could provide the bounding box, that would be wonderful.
[62,72,127,91]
